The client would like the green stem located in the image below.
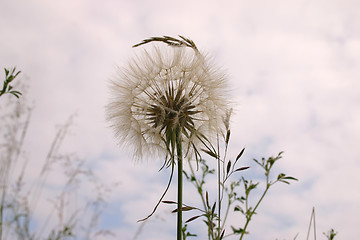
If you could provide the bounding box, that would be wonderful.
[188,161,211,240]
[220,197,232,231]
[239,176,270,240]
[217,136,221,237]
[177,136,183,240]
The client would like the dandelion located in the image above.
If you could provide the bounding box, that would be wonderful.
[106,36,230,240]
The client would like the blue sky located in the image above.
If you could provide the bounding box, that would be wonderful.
[1,0,359,239]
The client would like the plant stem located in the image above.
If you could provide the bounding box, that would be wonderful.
[239,176,270,240]
[217,136,221,237]
[240,187,269,240]
[177,137,183,240]
[188,161,211,240]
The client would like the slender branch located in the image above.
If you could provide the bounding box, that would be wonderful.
[239,176,270,240]
[188,162,211,240]
[220,197,232,232]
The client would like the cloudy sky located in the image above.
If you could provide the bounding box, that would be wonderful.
[1,0,359,239]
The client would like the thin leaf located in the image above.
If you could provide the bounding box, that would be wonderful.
[172,206,196,213]
[279,180,290,184]
[206,191,210,208]
[211,202,216,216]
[283,176,298,181]
[235,148,245,162]
[183,170,189,180]
[225,129,230,144]
[185,215,201,223]
[226,160,231,175]
[201,149,218,159]
[219,229,225,240]
[182,206,196,211]
[162,200,177,204]
[234,166,250,172]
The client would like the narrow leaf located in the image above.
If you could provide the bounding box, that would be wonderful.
[226,160,231,175]
[182,206,196,211]
[234,166,250,172]
[211,202,216,215]
[162,200,177,204]
[185,215,201,223]
[283,176,298,181]
[206,191,210,208]
[172,206,196,213]
[183,170,189,180]
[279,180,290,184]
[219,229,225,240]
[201,149,218,159]
[235,148,245,161]
[225,129,230,144]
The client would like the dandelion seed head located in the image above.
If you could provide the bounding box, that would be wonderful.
[106,45,230,160]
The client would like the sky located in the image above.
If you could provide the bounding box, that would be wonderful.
[1,0,359,239]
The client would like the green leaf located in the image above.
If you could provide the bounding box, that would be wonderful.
[183,170,189,180]
[253,158,263,168]
[234,205,242,212]
[277,173,286,180]
[279,180,290,184]
[211,202,216,215]
[10,91,22,98]
[283,176,298,181]
[248,182,258,191]
[231,226,245,235]
[186,232,197,237]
